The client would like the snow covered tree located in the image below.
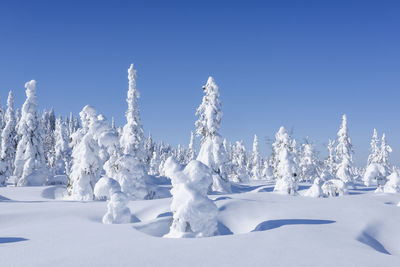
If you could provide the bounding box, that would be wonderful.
[42,108,56,171]
[149,150,161,176]
[298,140,319,182]
[186,131,196,163]
[103,191,131,224]
[67,106,102,200]
[195,77,231,193]
[120,64,145,162]
[272,127,299,195]
[325,139,336,177]
[261,159,274,180]
[230,141,250,183]
[54,117,71,175]
[367,129,380,165]
[379,133,392,173]
[14,80,49,186]
[382,168,400,193]
[163,157,218,238]
[0,91,17,185]
[250,134,262,180]
[335,114,354,184]
[116,64,150,199]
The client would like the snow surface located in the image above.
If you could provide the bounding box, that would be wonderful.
[1,182,400,266]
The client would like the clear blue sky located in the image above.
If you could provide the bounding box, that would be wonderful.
[0,0,399,165]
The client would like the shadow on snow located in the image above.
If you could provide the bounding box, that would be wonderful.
[252,219,336,232]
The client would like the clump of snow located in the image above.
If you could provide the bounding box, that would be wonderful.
[102,191,131,224]
[94,177,121,201]
[382,170,400,193]
[322,179,347,197]
[163,157,218,238]
[304,178,324,198]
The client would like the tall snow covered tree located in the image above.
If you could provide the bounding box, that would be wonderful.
[272,127,299,194]
[195,77,231,193]
[116,64,150,199]
[335,114,354,184]
[250,134,262,180]
[0,91,17,185]
[120,64,145,162]
[14,80,49,186]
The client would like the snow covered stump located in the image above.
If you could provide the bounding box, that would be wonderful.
[163,157,218,238]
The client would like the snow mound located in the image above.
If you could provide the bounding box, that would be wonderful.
[163,157,218,238]
[304,178,324,198]
[103,191,131,224]
[322,179,347,197]
[94,177,121,200]
[383,171,400,193]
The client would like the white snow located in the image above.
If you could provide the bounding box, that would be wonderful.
[1,182,400,266]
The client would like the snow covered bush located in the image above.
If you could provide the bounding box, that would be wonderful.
[382,170,400,193]
[102,191,131,224]
[94,177,121,200]
[14,80,49,186]
[195,77,231,193]
[163,157,218,238]
[363,163,386,187]
[322,179,347,197]
[272,127,299,195]
[304,178,324,198]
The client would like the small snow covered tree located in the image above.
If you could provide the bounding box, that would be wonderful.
[230,141,250,183]
[367,129,380,165]
[120,64,145,162]
[298,141,319,182]
[250,134,262,180]
[67,106,102,200]
[103,191,131,224]
[335,114,354,184]
[325,139,336,177]
[272,127,299,194]
[14,80,48,186]
[163,157,218,238]
[186,131,196,163]
[149,150,161,176]
[0,91,17,185]
[261,159,274,180]
[379,133,392,173]
[54,117,71,175]
[195,77,231,193]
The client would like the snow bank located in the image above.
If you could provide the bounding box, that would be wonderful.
[163,157,218,238]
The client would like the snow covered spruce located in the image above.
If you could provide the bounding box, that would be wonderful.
[0,64,399,220]
[163,157,218,238]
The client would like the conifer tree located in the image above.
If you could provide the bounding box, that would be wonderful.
[14,80,48,186]
[0,91,17,185]
[335,114,354,184]
[195,77,231,193]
